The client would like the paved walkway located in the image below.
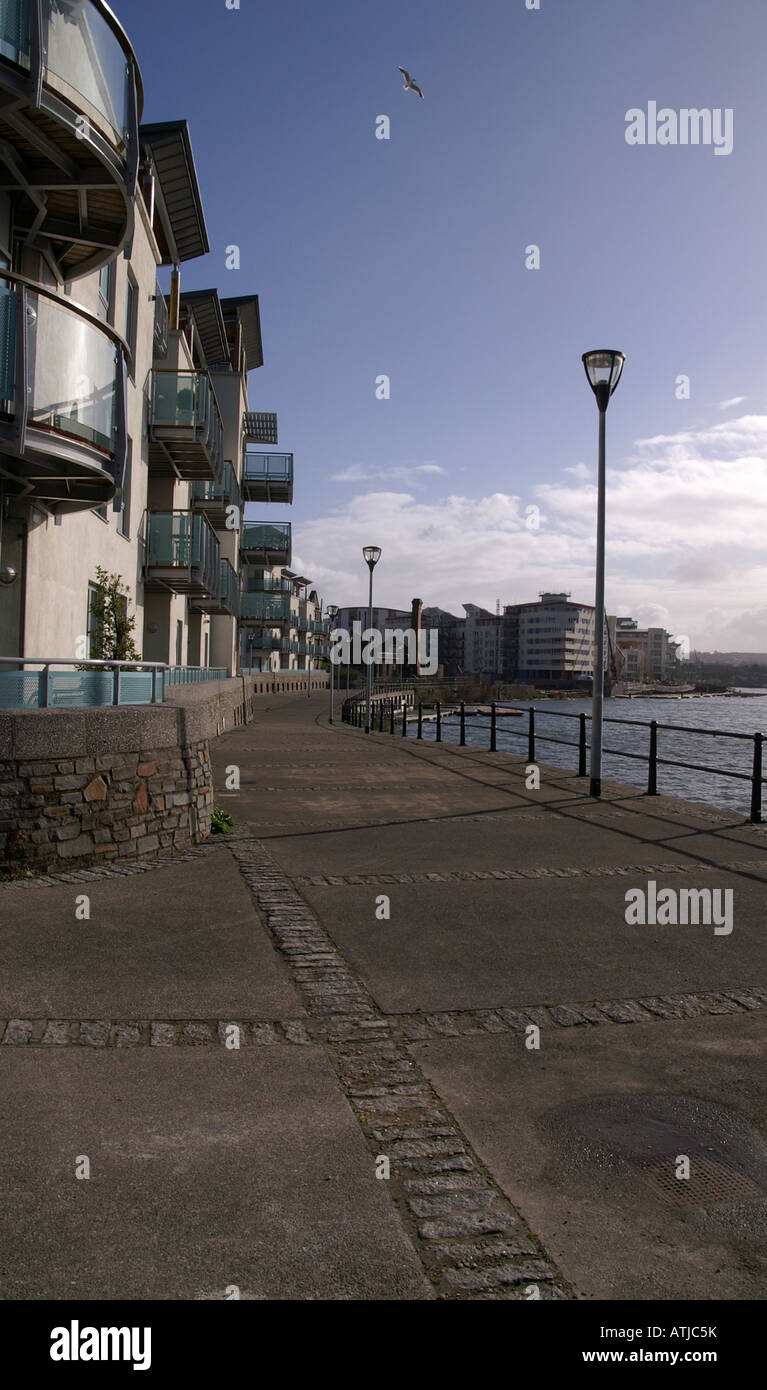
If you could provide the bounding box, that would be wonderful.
[1,692,766,1299]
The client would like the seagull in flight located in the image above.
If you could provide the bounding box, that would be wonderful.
[398,66,424,99]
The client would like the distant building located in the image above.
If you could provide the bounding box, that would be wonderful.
[421,607,464,676]
[463,604,504,676]
[502,592,610,687]
[614,619,680,682]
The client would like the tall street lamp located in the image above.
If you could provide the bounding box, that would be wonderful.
[326,604,338,722]
[363,546,381,734]
[582,349,625,798]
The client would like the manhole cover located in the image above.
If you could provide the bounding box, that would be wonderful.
[628,1153,764,1209]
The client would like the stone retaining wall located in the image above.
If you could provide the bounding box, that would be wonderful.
[0,672,327,874]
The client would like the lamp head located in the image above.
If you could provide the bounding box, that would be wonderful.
[582,350,625,411]
[0,564,17,586]
[362,545,381,570]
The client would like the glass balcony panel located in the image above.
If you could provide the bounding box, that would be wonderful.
[41,0,131,142]
[240,594,291,623]
[243,452,293,482]
[27,289,118,454]
[152,372,198,428]
[0,0,30,66]
[240,523,291,557]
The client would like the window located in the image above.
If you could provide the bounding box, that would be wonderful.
[86,583,99,658]
[125,272,138,372]
[115,436,132,537]
[97,261,115,324]
[175,620,183,667]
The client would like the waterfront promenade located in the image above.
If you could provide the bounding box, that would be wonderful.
[1,692,766,1300]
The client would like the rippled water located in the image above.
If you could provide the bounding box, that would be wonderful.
[414,694,767,816]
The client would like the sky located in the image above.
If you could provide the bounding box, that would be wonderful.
[119,0,767,650]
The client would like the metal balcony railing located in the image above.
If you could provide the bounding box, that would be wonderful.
[245,635,298,654]
[239,594,292,624]
[241,450,293,503]
[191,462,241,520]
[240,522,291,566]
[0,269,127,511]
[149,370,224,482]
[144,510,220,596]
[0,0,142,280]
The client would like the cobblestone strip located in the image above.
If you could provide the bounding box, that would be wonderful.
[227,836,570,1301]
[5,986,763,1049]
[292,859,767,887]
[390,988,767,1041]
[0,1018,313,1047]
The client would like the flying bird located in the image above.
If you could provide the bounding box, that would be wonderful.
[398,66,424,99]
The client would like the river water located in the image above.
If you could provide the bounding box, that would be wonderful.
[414,693,767,816]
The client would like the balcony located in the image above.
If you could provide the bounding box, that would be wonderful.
[148,370,224,482]
[240,522,291,567]
[243,411,277,445]
[191,462,241,525]
[143,510,220,597]
[192,558,239,618]
[243,572,294,594]
[0,0,142,280]
[241,451,293,504]
[239,593,292,625]
[245,634,297,655]
[0,270,126,511]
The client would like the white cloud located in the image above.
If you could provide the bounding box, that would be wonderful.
[719,395,746,410]
[295,414,767,649]
[330,461,446,482]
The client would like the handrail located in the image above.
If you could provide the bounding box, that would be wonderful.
[0,267,133,376]
[341,696,766,823]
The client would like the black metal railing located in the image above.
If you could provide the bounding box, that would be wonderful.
[340,698,765,823]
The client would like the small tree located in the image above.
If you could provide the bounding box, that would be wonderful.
[88,566,139,661]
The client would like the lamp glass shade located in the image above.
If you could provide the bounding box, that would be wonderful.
[326,604,339,619]
[362,545,381,567]
[582,349,625,397]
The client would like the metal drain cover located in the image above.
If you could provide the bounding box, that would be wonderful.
[542,1094,767,1215]
[627,1153,764,1209]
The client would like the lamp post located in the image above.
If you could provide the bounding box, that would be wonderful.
[362,546,381,734]
[582,349,625,798]
[326,604,338,722]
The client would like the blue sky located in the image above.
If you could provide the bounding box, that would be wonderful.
[120,0,767,648]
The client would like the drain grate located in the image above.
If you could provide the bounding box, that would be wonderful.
[628,1153,764,1209]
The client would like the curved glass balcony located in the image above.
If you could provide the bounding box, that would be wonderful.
[0,270,126,511]
[149,370,224,483]
[0,0,142,279]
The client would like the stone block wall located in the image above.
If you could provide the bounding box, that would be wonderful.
[0,672,330,875]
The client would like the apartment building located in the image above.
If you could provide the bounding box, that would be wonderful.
[463,604,503,677]
[503,593,612,687]
[240,564,326,673]
[0,0,302,688]
[614,618,680,683]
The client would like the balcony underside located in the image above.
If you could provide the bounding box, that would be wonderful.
[0,92,133,281]
[0,427,117,511]
[240,477,293,505]
[190,494,229,523]
[191,596,237,616]
[148,433,221,481]
[143,566,212,596]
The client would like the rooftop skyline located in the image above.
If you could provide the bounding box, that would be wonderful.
[120,0,767,649]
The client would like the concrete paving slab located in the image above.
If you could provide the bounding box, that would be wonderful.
[0,854,301,1019]
[411,1011,767,1299]
[0,1047,431,1300]
[295,873,765,1014]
